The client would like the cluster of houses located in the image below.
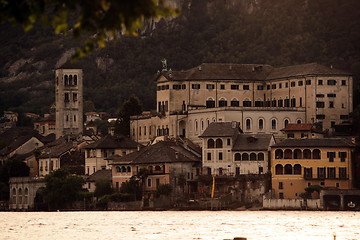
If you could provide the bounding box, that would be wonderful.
[2,62,360,211]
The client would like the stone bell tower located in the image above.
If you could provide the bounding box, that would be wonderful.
[55,69,83,139]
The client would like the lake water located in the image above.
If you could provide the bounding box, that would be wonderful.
[1,211,359,240]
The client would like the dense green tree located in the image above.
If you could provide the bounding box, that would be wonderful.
[43,168,85,210]
[120,176,142,200]
[156,184,172,196]
[94,179,113,198]
[114,95,143,137]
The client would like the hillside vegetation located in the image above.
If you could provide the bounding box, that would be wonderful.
[1,0,360,116]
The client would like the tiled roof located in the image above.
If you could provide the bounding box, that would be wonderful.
[83,135,140,149]
[232,134,273,151]
[272,138,355,148]
[266,63,350,80]
[159,63,351,82]
[161,63,273,81]
[281,123,313,132]
[111,140,201,165]
[200,122,242,137]
[86,169,112,182]
[39,139,74,158]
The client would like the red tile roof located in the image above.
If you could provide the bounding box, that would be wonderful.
[281,123,313,132]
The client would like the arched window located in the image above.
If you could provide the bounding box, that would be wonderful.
[230,98,239,107]
[74,75,77,85]
[313,149,321,159]
[69,75,73,85]
[127,166,131,172]
[258,153,264,160]
[271,119,277,130]
[121,166,126,172]
[242,153,249,160]
[207,139,215,148]
[278,98,283,107]
[294,164,302,175]
[215,139,223,148]
[284,149,292,159]
[246,119,251,130]
[155,165,161,171]
[64,75,68,86]
[284,119,289,128]
[275,149,283,159]
[243,98,252,107]
[250,153,257,160]
[258,119,264,130]
[303,149,311,159]
[201,120,204,131]
[195,120,198,133]
[218,98,227,107]
[206,98,215,108]
[275,164,283,175]
[294,149,302,159]
[297,119,302,124]
[116,167,121,172]
[234,153,241,161]
[284,164,293,174]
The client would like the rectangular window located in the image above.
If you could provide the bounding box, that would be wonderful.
[304,167,313,179]
[278,182,283,190]
[317,167,325,179]
[291,82,295,87]
[218,152,223,160]
[207,152,211,161]
[259,167,263,174]
[284,99,290,107]
[267,85,270,90]
[316,94,325,98]
[287,133,294,138]
[340,115,349,120]
[285,82,289,88]
[298,81,303,86]
[318,80,323,85]
[206,84,215,89]
[147,178,152,187]
[182,84,186,89]
[327,79,336,85]
[329,101,334,108]
[220,84,225,89]
[73,93,77,102]
[339,152,347,162]
[227,138,231,146]
[192,84,200,89]
[341,80,346,86]
[316,101,325,108]
[64,93,69,102]
[279,83,282,88]
[243,100,252,107]
[231,85,239,90]
[243,85,250,90]
[327,152,336,162]
[257,85,264,90]
[339,167,347,179]
[327,93,336,97]
[306,80,311,85]
[327,167,336,179]
[173,84,181,90]
[316,114,325,119]
[279,193,284,199]
[272,84,276,89]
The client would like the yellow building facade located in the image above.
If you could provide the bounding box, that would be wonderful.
[271,138,354,199]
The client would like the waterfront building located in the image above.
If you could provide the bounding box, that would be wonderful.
[200,122,275,176]
[110,139,201,193]
[130,63,352,145]
[55,69,83,139]
[271,138,355,199]
[83,135,140,176]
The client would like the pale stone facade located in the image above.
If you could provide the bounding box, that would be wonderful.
[131,63,352,145]
[55,69,83,139]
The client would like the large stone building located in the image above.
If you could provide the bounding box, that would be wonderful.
[130,63,352,145]
[55,69,83,139]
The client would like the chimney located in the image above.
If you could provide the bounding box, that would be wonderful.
[175,152,179,159]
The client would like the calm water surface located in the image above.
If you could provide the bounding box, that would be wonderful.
[1,211,359,240]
